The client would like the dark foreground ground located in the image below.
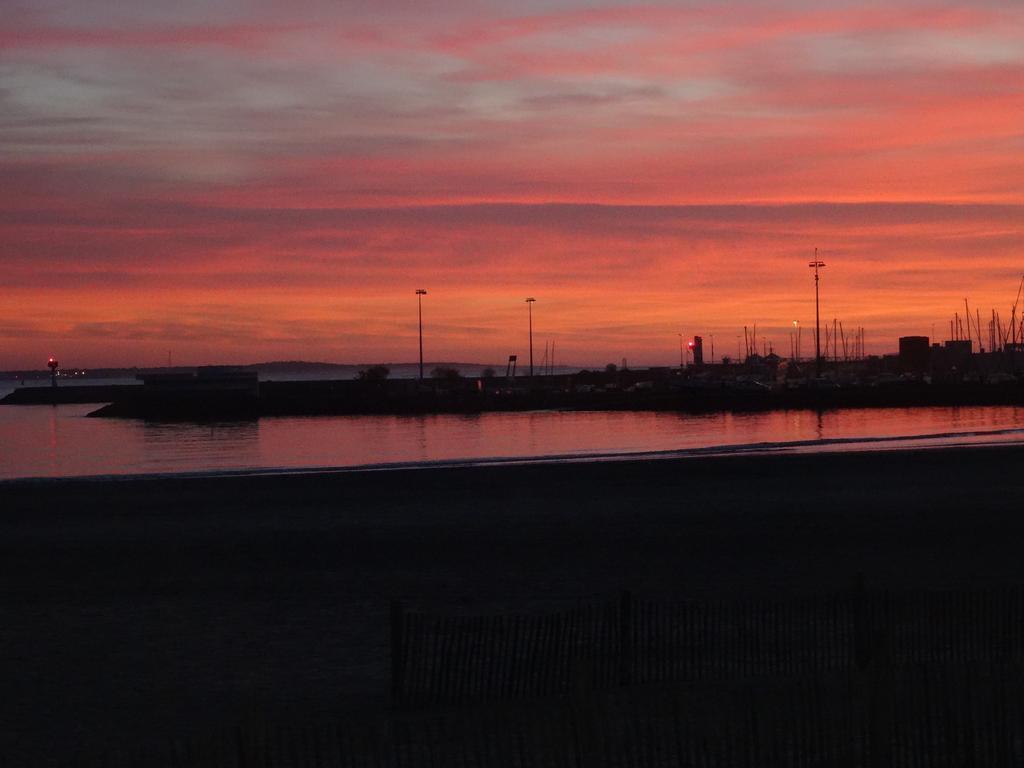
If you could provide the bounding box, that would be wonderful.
[3,445,1024,763]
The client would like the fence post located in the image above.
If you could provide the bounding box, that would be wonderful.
[852,573,896,768]
[619,590,633,687]
[391,600,405,704]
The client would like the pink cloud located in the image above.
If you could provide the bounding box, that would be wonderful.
[0,22,309,51]
[1,2,1022,367]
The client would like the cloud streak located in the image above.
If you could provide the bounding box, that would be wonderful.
[1,1,1022,366]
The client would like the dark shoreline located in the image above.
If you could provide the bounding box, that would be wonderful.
[5,444,1024,763]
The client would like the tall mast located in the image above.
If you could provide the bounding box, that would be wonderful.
[808,250,826,376]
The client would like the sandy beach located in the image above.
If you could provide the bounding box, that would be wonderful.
[3,445,1024,763]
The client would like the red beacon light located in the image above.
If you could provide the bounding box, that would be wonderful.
[47,357,59,370]
[687,341,695,349]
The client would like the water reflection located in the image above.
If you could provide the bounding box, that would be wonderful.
[47,406,59,475]
[3,405,1024,480]
[139,420,261,472]
[409,416,430,458]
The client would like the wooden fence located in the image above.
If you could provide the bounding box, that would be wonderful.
[52,587,1024,767]
[73,665,1024,768]
[392,587,1024,707]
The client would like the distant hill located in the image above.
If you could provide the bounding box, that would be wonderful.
[2,361,581,382]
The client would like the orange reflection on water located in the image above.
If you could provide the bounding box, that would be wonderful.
[3,405,1024,480]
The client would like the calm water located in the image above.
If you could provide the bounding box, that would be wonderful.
[2,400,1024,480]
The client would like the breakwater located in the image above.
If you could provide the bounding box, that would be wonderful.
[0,383,139,405]
[90,377,1024,418]
[5,374,1024,419]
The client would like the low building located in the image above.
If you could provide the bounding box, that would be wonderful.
[898,336,930,372]
[139,366,259,396]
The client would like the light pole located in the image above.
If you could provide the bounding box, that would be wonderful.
[678,334,684,367]
[808,251,826,376]
[416,289,427,380]
[526,297,536,377]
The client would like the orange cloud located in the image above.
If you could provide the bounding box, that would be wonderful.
[1,2,1021,368]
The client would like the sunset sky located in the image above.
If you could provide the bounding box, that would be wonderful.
[2,1,1022,369]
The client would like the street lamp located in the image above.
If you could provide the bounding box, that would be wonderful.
[677,334,684,367]
[525,298,536,377]
[416,289,427,380]
[808,251,826,376]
